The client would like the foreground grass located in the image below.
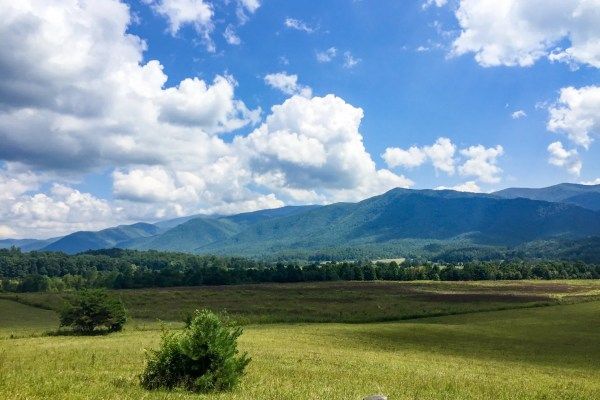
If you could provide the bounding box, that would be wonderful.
[0,301,598,399]
[3,280,599,324]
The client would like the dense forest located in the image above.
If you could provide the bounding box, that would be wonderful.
[1,248,598,292]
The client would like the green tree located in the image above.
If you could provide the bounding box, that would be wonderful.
[59,289,127,334]
[140,309,250,393]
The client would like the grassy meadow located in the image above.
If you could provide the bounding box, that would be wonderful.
[0,280,599,399]
[3,279,599,324]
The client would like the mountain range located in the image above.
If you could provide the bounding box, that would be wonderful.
[1,183,599,260]
[494,183,600,211]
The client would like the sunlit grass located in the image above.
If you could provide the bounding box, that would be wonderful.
[0,281,599,399]
[0,301,598,399]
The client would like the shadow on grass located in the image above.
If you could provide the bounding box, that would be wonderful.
[336,301,600,372]
[43,329,114,337]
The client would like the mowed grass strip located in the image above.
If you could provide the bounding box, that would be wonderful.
[0,301,598,399]
[3,280,599,325]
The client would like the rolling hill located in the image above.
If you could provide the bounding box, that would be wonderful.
[130,205,320,251]
[41,223,159,254]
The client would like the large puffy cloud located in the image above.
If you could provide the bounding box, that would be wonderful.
[424,138,457,175]
[383,139,504,184]
[548,86,600,149]
[382,146,428,169]
[144,0,214,49]
[0,165,40,202]
[0,163,124,238]
[6,183,119,238]
[0,0,258,171]
[0,0,415,238]
[237,95,413,203]
[458,145,504,184]
[159,76,260,131]
[0,0,462,239]
[451,0,600,68]
[113,167,201,204]
[382,138,456,174]
[0,0,266,235]
[547,141,582,176]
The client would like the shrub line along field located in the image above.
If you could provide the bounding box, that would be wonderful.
[1,280,599,399]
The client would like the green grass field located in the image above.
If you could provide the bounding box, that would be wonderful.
[3,280,599,324]
[1,280,599,399]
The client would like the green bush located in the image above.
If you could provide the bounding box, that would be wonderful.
[140,309,250,393]
[59,289,127,334]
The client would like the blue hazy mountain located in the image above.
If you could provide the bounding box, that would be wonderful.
[494,183,600,211]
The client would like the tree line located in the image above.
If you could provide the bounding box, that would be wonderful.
[0,247,598,292]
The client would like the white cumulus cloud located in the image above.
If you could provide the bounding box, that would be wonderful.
[382,146,428,169]
[383,137,457,175]
[264,72,312,98]
[435,181,481,193]
[237,95,413,203]
[7,184,119,238]
[144,0,214,50]
[451,0,600,68]
[547,141,582,176]
[384,139,504,184]
[0,0,425,238]
[548,86,600,149]
[458,145,504,184]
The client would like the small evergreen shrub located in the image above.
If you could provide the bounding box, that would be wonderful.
[59,289,127,334]
[140,309,250,393]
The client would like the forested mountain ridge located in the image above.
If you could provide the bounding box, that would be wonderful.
[194,188,600,256]
[2,186,600,259]
[494,183,600,211]
[41,223,160,254]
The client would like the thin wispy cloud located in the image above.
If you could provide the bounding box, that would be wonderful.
[343,51,361,68]
[284,18,315,33]
[317,47,337,63]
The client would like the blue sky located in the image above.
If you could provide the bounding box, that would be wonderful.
[1,0,599,238]
[127,0,599,188]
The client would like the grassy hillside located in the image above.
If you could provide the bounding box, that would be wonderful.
[0,295,598,399]
[0,299,58,338]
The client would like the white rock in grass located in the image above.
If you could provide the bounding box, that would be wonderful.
[363,395,387,400]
